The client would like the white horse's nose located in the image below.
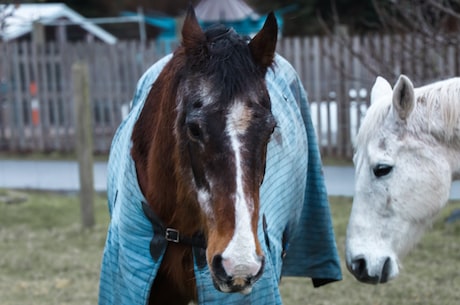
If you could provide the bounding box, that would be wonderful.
[222,253,264,278]
[347,255,395,284]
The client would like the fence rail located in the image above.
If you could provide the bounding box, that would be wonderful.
[1,34,459,157]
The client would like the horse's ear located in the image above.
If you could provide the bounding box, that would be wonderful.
[249,12,278,72]
[392,74,415,120]
[371,76,392,104]
[181,6,205,51]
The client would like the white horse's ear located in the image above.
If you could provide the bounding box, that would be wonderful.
[392,74,414,120]
[371,76,392,104]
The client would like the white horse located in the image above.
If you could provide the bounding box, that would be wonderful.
[346,74,460,284]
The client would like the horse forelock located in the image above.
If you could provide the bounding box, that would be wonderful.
[185,25,268,102]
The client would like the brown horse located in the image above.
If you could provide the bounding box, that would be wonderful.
[130,7,277,305]
[99,6,342,305]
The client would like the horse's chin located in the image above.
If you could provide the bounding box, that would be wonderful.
[238,286,253,295]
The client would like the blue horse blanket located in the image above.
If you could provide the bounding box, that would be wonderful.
[99,54,342,304]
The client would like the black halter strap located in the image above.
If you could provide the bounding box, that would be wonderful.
[141,202,207,268]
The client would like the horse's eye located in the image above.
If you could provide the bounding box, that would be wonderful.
[187,122,202,141]
[373,164,393,178]
[193,100,203,109]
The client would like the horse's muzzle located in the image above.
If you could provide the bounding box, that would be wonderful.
[347,255,392,284]
[211,254,265,294]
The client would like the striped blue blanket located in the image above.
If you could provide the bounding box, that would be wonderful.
[99,54,342,304]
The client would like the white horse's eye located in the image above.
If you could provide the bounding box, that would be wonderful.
[373,164,393,178]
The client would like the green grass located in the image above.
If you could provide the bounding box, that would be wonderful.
[0,191,459,304]
[0,191,109,305]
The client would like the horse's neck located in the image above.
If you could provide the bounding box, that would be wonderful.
[132,62,204,235]
[445,115,460,180]
[422,115,460,181]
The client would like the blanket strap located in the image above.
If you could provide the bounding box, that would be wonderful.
[142,202,207,265]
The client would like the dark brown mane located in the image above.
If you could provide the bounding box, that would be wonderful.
[131,46,202,228]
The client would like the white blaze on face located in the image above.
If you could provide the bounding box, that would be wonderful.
[221,101,261,277]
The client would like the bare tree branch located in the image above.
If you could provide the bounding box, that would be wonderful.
[323,0,460,84]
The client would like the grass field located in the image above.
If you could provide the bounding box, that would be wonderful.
[0,190,459,305]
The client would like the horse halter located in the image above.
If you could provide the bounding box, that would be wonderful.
[141,200,276,272]
[142,202,207,268]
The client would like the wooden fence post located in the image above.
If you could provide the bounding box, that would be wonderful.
[72,62,95,229]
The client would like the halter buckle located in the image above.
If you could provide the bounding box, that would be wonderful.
[165,228,180,243]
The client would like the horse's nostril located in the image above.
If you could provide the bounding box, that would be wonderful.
[211,254,229,282]
[350,256,380,284]
[351,257,367,279]
[380,257,391,283]
[254,255,265,279]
